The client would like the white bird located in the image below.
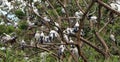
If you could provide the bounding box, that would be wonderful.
[40,32,45,37]
[61,7,65,13]
[115,4,120,11]
[34,31,40,42]
[20,39,26,50]
[63,34,69,42]
[33,7,40,16]
[21,39,26,45]
[0,9,8,16]
[80,29,85,36]
[110,2,120,12]
[110,2,118,10]
[75,10,83,19]
[27,18,34,27]
[74,21,79,27]
[3,33,12,40]
[40,52,47,62]
[74,21,79,32]
[43,16,50,22]
[49,30,59,40]
[13,21,18,28]
[64,28,75,35]
[3,0,13,12]
[69,38,74,42]
[44,36,50,43]
[39,32,45,43]
[55,22,60,27]
[54,22,60,31]
[59,45,65,52]
[116,0,120,4]
[58,45,65,56]
[7,23,12,26]
[70,47,79,58]
[90,16,97,23]
[45,1,49,7]
[110,34,115,42]
[69,38,74,48]
[33,0,38,3]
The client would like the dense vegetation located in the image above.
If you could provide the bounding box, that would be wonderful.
[0,0,120,62]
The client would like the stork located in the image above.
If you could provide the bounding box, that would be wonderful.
[20,39,26,50]
[80,29,85,37]
[54,22,60,31]
[110,1,120,12]
[64,27,75,35]
[61,7,65,13]
[88,15,97,29]
[13,21,18,28]
[74,21,79,32]
[34,31,40,42]
[27,17,34,27]
[110,2,118,10]
[63,34,69,42]
[39,31,45,44]
[70,47,79,58]
[44,36,51,43]
[49,30,59,41]
[3,33,12,41]
[58,45,65,57]
[110,33,117,46]
[89,15,97,23]
[43,16,50,22]
[69,38,74,48]
[110,34,116,42]
[75,10,83,21]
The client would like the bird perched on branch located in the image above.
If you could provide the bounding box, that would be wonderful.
[73,21,79,32]
[75,10,83,21]
[70,47,79,59]
[27,17,34,27]
[3,33,12,41]
[49,30,59,41]
[44,36,51,43]
[88,15,97,29]
[20,39,26,50]
[63,34,69,42]
[39,31,45,44]
[43,16,50,22]
[54,22,60,31]
[80,29,85,37]
[63,27,75,35]
[110,33,116,42]
[69,38,74,48]
[110,1,120,12]
[61,7,65,14]
[34,30,40,42]
[89,15,97,23]
[58,45,65,58]
[110,33,118,46]
[2,33,17,45]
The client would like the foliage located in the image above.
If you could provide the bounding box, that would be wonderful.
[0,0,120,62]
[18,21,28,30]
[15,9,26,19]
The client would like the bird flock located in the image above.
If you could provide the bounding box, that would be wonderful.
[0,0,118,61]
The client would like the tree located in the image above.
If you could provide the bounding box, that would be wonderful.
[0,0,120,62]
